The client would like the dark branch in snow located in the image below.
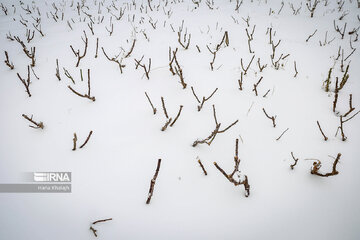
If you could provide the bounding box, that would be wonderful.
[17,65,31,97]
[146,159,162,204]
[4,51,14,69]
[145,92,157,115]
[262,108,276,127]
[193,105,238,147]
[214,139,250,197]
[67,69,95,101]
[311,153,341,177]
[290,152,299,170]
[70,31,88,67]
[316,121,328,141]
[102,47,125,73]
[22,114,44,129]
[79,130,93,149]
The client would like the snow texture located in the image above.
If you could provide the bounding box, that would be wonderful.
[0,0,360,239]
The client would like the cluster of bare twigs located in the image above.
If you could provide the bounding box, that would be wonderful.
[14,36,36,67]
[72,130,93,151]
[214,139,250,197]
[135,56,151,80]
[160,96,183,131]
[177,29,191,50]
[67,69,95,101]
[70,31,88,67]
[169,47,186,88]
[102,47,126,73]
[311,153,341,177]
[191,86,218,111]
[193,105,238,147]
[206,31,229,70]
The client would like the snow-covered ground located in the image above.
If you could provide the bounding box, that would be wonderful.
[0,0,360,239]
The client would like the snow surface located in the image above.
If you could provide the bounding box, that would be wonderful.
[0,0,360,239]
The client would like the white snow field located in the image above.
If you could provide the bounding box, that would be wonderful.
[0,0,360,239]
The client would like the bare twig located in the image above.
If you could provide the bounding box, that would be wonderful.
[276,128,289,141]
[262,108,276,127]
[146,159,162,204]
[213,139,250,197]
[145,92,157,114]
[79,130,93,149]
[311,153,341,177]
[17,66,31,97]
[170,105,183,127]
[22,114,44,129]
[70,31,88,67]
[198,158,207,175]
[4,51,14,69]
[72,133,77,151]
[316,121,328,141]
[290,152,298,170]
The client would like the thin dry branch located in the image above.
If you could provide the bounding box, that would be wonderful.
[262,108,276,127]
[316,121,328,141]
[22,114,44,129]
[311,153,341,177]
[170,105,183,127]
[290,152,298,170]
[79,130,93,149]
[17,66,31,97]
[145,92,157,114]
[4,51,14,69]
[146,159,162,204]
[240,55,255,75]
[70,31,88,67]
[213,139,250,197]
[102,47,125,73]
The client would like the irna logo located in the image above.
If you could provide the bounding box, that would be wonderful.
[33,172,71,182]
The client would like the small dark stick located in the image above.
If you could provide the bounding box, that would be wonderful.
[316,121,328,141]
[80,130,93,148]
[4,51,14,69]
[238,72,244,90]
[146,159,162,204]
[92,218,113,225]
[198,159,207,175]
[95,38,99,58]
[262,108,276,127]
[124,39,136,58]
[170,105,183,127]
[145,92,157,114]
[290,152,298,170]
[343,94,355,117]
[263,89,270,98]
[161,97,169,118]
[22,114,44,129]
[294,61,298,77]
[161,118,172,131]
[305,29,317,42]
[17,66,31,97]
[90,226,97,237]
[276,128,289,141]
[333,77,339,113]
[253,76,263,96]
[72,133,77,151]
[55,59,61,80]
